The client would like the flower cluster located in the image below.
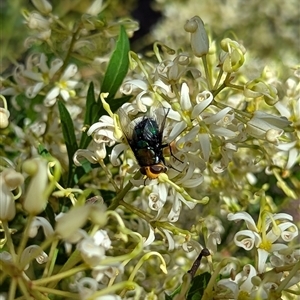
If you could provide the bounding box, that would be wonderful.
[1,0,299,299]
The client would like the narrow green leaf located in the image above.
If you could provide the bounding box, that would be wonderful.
[101,25,130,99]
[187,272,211,300]
[58,100,78,185]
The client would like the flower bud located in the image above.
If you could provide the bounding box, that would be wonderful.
[220,38,246,72]
[23,158,48,215]
[0,107,10,129]
[0,183,16,221]
[184,16,209,57]
[244,79,278,105]
[0,169,24,221]
[55,206,91,240]
[31,0,52,14]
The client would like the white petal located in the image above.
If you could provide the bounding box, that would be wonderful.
[110,143,127,166]
[204,107,232,125]
[239,264,257,292]
[77,277,98,299]
[60,89,70,101]
[73,149,98,166]
[49,59,63,78]
[233,230,261,250]
[61,64,78,80]
[278,222,299,242]
[162,229,175,251]
[286,148,299,169]
[191,91,213,118]
[180,82,192,111]
[257,248,269,273]
[144,226,155,247]
[227,212,258,231]
[167,121,187,142]
[199,133,211,161]
[29,216,54,238]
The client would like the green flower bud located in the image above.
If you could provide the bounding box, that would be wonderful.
[220,38,246,73]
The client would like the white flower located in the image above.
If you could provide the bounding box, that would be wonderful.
[77,230,111,267]
[25,11,51,31]
[218,264,258,299]
[245,111,291,140]
[44,64,80,106]
[228,211,299,273]
[23,54,63,99]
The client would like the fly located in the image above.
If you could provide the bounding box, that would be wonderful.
[119,106,181,180]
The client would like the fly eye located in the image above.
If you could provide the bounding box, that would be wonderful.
[149,165,165,174]
[140,164,167,180]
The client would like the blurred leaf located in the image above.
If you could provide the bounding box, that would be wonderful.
[58,100,78,185]
[101,25,130,99]
[187,272,211,300]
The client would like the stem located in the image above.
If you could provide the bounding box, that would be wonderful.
[87,281,139,300]
[277,260,300,293]
[16,214,34,259]
[98,159,120,192]
[32,285,80,299]
[16,277,32,300]
[8,278,17,300]
[212,68,224,90]
[59,24,82,74]
[42,239,59,278]
[119,199,152,221]
[33,264,88,286]
[201,55,212,90]
[108,172,141,210]
[2,221,17,263]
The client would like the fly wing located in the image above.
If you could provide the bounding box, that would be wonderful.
[118,107,143,143]
[118,107,135,142]
[151,105,170,143]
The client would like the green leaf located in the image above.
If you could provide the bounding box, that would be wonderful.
[58,100,78,185]
[79,82,97,149]
[101,25,130,99]
[187,272,211,300]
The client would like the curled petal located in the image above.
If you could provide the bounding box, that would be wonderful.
[167,196,182,222]
[77,277,98,299]
[110,143,128,166]
[29,216,54,238]
[191,91,213,118]
[73,149,98,166]
[21,245,48,270]
[278,222,299,242]
[204,107,232,125]
[233,230,261,250]
[227,212,258,232]
[239,264,257,292]
[144,226,155,247]
[162,229,175,251]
